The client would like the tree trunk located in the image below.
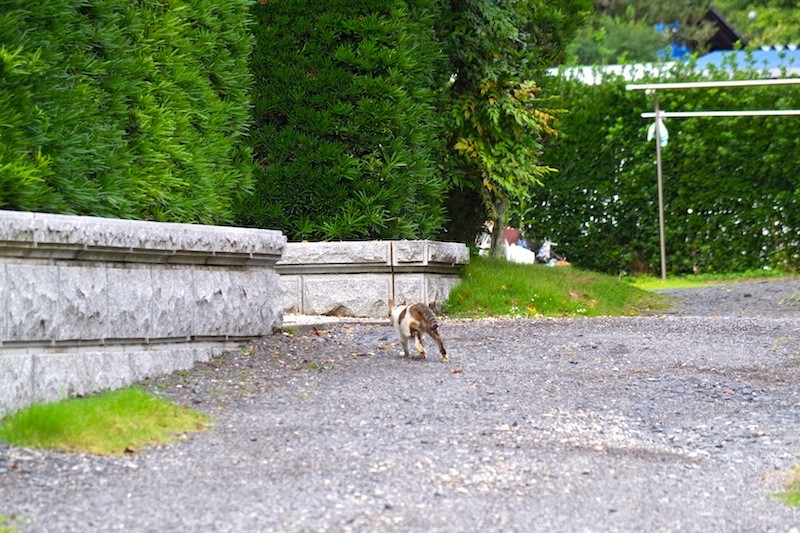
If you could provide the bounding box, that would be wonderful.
[490,196,508,259]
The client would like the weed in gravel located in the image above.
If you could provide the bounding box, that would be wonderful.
[775,466,800,506]
[0,514,19,533]
[770,337,800,365]
[781,290,800,311]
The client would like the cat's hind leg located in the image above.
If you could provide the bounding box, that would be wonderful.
[414,329,427,359]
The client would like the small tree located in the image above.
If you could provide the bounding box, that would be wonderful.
[450,79,559,256]
[442,0,592,257]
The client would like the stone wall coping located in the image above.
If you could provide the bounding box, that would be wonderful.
[277,240,469,269]
[0,210,286,265]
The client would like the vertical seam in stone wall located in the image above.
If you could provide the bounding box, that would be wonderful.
[1,263,6,342]
[103,264,110,342]
[148,265,154,344]
[390,242,396,303]
[299,271,305,315]
[56,261,62,343]
[30,351,37,401]
[190,267,197,339]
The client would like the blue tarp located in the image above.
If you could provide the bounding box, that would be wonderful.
[694,48,800,71]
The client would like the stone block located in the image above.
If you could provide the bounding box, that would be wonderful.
[32,353,88,403]
[279,241,390,266]
[106,266,152,340]
[167,346,207,372]
[281,275,302,314]
[193,269,238,337]
[227,270,280,337]
[426,275,461,307]
[128,350,170,382]
[84,351,135,393]
[127,345,211,382]
[429,241,470,265]
[0,354,33,417]
[302,275,390,317]
[0,211,36,245]
[393,274,426,304]
[393,241,427,264]
[57,264,108,341]
[6,264,60,342]
[193,269,282,337]
[150,267,195,339]
[259,270,284,332]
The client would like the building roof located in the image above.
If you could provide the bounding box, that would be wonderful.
[703,7,748,52]
[694,46,800,76]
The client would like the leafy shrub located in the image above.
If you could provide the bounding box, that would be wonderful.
[239,0,448,240]
[0,0,254,224]
[534,59,800,275]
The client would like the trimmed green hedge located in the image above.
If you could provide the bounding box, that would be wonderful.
[0,0,254,224]
[535,61,800,275]
[239,0,448,240]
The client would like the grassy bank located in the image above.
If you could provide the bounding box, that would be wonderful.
[444,256,667,318]
[0,387,208,456]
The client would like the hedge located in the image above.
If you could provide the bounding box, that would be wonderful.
[0,0,254,224]
[239,0,448,240]
[534,59,800,275]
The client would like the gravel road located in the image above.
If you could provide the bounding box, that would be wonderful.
[2,279,800,532]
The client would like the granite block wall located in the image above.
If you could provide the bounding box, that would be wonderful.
[277,240,469,318]
[0,210,286,417]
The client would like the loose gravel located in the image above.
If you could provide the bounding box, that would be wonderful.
[2,279,800,532]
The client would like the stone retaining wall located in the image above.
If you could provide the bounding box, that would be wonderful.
[277,240,469,318]
[0,210,286,417]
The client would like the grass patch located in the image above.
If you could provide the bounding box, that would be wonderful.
[444,256,667,318]
[630,268,794,291]
[0,387,209,456]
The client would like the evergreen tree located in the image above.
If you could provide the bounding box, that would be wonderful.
[0,0,255,224]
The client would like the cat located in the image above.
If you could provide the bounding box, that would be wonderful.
[388,299,447,362]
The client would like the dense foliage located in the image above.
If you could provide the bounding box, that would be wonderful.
[0,0,254,223]
[715,0,800,47]
[534,59,800,275]
[240,0,448,240]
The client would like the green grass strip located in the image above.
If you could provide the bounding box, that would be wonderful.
[631,269,795,291]
[0,387,208,456]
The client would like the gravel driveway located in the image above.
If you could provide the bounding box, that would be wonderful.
[2,279,800,532]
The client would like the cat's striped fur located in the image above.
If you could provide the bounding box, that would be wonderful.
[388,300,447,362]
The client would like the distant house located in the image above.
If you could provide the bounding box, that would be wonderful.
[702,7,748,52]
